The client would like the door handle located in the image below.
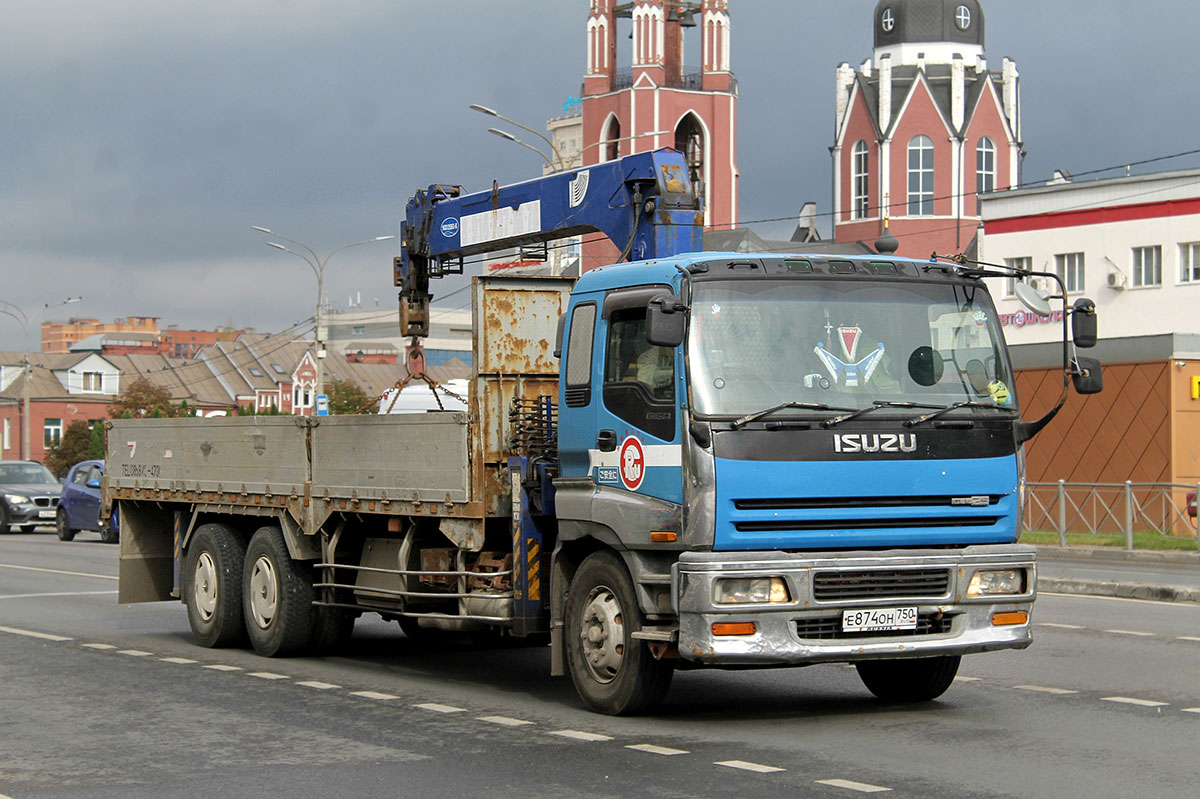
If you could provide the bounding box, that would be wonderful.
[596,430,617,452]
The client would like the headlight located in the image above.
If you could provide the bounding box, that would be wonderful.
[713,577,791,605]
[967,569,1027,597]
[3,493,31,505]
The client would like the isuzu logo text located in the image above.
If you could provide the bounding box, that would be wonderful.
[833,433,917,453]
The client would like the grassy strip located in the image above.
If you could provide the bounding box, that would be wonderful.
[1022,530,1198,551]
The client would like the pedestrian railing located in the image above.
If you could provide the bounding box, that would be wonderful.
[1024,481,1199,550]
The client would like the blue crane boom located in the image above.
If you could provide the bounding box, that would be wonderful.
[394,148,704,337]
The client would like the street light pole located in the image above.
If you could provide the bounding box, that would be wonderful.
[1,296,82,460]
[470,104,566,171]
[251,228,394,412]
[487,128,556,169]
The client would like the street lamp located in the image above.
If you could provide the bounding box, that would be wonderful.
[470,104,566,171]
[487,128,556,169]
[250,227,394,411]
[0,296,82,460]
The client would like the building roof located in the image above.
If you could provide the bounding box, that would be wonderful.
[874,0,985,49]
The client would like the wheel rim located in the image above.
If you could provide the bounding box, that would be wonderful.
[578,584,625,684]
[193,552,218,622]
[248,555,278,630]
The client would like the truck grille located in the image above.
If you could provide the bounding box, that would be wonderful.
[813,568,950,600]
[794,613,954,640]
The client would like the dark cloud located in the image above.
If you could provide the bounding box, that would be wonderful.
[2,0,1197,348]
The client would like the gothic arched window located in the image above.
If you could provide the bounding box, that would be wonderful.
[852,140,869,220]
[976,137,996,195]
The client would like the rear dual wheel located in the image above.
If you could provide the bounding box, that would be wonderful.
[184,524,247,648]
[243,526,314,657]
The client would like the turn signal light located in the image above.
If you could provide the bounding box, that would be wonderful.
[650,531,677,542]
[712,622,757,636]
[992,611,1029,626]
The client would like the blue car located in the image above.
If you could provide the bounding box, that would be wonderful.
[57,460,119,544]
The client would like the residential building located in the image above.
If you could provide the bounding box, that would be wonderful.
[42,316,159,353]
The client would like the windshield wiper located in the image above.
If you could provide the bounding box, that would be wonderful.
[822,400,946,428]
[730,401,856,430]
[904,401,1015,427]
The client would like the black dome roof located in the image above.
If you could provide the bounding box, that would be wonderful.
[874,0,985,49]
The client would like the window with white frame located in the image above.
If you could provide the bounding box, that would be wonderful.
[2,418,9,451]
[1055,252,1085,293]
[976,137,996,195]
[81,371,103,392]
[1179,242,1200,283]
[1003,256,1032,298]
[851,140,869,220]
[907,135,934,215]
[1131,245,1162,287]
[43,418,63,449]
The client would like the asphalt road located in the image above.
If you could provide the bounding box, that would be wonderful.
[2,530,1198,799]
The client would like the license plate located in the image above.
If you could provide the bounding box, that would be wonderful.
[38,509,56,519]
[842,607,918,633]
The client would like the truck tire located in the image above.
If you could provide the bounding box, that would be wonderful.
[243,526,314,657]
[565,551,673,715]
[855,655,961,702]
[310,606,355,653]
[99,522,119,544]
[184,524,247,648]
[56,509,77,542]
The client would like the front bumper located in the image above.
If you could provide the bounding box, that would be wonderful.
[4,497,60,526]
[675,545,1035,666]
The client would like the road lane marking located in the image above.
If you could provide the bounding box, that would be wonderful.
[1178,636,1200,642]
[954,676,982,682]
[0,563,118,580]
[160,657,198,664]
[0,626,71,641]
[549,730,613,742]
[203,664,243,672]
[351,691,399,701]
[1040,592,1193,607]
[118,650,152,657]
[1037,622,1085,629]
[297,681,341,690]
[1015,685,1079,695]
[1182,708,1200,714]
[816,778,892,793]
[249,672,290,680]
[716,760,785,773]
[1102,696,1168,707]
[627,744,688,756]
[0,590,119,600]
[477,715,534,727]
[82,643,118,650]
[1104,629,1155,637]
[414,703,466,713]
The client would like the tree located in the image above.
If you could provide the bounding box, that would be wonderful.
[45,420,92,477]
[87,420,106,460]
[326,379,372,415]
[108,376,179,419]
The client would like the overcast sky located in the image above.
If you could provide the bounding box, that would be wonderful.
[2,0,1197,350]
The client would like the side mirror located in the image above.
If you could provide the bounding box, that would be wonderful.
[86,479,101,489]
[1071,298,1097,348]
[1072,356,1103,395]
[646,294,687,347]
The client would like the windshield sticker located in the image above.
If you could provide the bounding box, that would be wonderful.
[988,380,1012,405]
[973,310,988,327]
[814,341,885,387]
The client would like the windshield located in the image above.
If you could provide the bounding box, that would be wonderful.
[0,462,58,484]
[687,279,1016,418]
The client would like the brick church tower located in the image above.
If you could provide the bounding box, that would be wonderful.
[581,0,738,270]
[832,0,1022,257]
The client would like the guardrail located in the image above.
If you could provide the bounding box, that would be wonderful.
[1024,481,1199,550]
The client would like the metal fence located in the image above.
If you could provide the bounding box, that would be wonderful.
[1024,481,1199,550]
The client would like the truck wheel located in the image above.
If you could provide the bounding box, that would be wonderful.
[243,526,314,657]
[184,524,247,648]
[855,655,961,702]
[565,551,673,715]
[56,509,77,542]
[310,605,356,653]
[99,522,119,544]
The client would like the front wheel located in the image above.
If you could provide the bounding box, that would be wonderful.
[565,551,673,715]
[183,524,247,648]
[855,655,961,702]
[243,526,314,657]
[56,509,76,542]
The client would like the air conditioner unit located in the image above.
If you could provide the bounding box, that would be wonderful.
[1107,271,1127,290]
[1026,277,1043,291]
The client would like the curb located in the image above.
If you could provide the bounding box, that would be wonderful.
[1035,545,1200,566]
[1038,577,1200,604]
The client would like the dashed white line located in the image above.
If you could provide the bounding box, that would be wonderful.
[297,681,341,690]
[351,691,399,701]
[160,657,198,664]
[0,625,71,641]
[816,778,892,793]
[1104,629,1155,637]
[476,715,534,727]
[1101,696,1168,707]
[627,744,689,756]
[548,729,613,742]
[203,664,243,672]
[716,760,785,774]
[1178,636,1200,643]
[1015,685,1079,695]
[1182,708,1200,714]
[119,650,152,657]
[1037,622,1085,630]
[0,563,117,580]
[414,702,466,713]
[0,590,119,599]
[249,672,290,680]
[82,643,118,650]
[954,676,982,682]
